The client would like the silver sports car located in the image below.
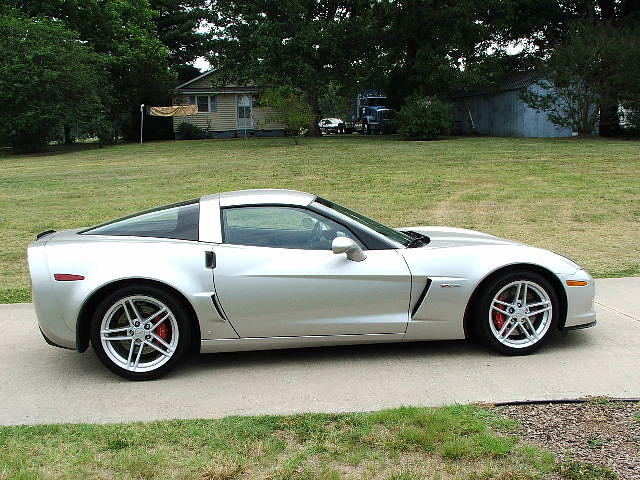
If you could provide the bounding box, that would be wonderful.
[28,189,596,380]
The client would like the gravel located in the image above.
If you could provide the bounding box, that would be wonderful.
[494,400,640,479]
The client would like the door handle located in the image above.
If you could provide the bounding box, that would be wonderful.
[205,251,216,269]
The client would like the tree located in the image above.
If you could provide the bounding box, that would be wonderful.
[0,9,105,152]
[396,96,453,140]
[7,0,174,142]
[318,82,352,120]
[371,0,508,104]
[261,87,314,144]
[521,78,599,135]
[521,21,640,135]
[149,0,212,68]
[208,0,374,136]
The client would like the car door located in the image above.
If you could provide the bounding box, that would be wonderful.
[212,205,411,338]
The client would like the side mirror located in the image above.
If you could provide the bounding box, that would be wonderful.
[332,237,367,262]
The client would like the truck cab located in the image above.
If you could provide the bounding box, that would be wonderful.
[346,90,396,135]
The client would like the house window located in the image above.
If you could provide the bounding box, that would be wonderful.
[188,95,214,113]
[196,96,209,113]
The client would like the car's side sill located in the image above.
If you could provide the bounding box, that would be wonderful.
[200,332,405,354]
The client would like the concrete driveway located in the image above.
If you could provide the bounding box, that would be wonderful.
[1,278,638,425]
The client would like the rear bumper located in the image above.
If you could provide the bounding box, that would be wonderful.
[39,327,74,350]
[28,242,77,350]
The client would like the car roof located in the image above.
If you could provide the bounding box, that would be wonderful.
[201,189,316,207]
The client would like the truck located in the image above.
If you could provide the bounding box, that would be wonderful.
[344,89,395,135]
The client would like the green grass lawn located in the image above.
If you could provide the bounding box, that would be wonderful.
[1,136,639,303]
[0,404,617,480]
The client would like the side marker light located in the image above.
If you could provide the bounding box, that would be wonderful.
[54,274,85,281]
[566,280,589,287]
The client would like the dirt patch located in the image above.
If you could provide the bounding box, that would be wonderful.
[494,400,640,479]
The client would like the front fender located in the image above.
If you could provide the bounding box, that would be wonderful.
[399,244,579,340]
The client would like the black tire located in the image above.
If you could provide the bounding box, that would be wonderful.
[472,270,559,355]
[90,285,192,380]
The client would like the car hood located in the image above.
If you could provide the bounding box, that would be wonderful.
[398,226,521,249]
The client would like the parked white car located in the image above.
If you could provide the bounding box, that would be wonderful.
[318,118,345,134]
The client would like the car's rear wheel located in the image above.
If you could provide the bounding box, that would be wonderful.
[90,286,191,380]
[473,271,559,355]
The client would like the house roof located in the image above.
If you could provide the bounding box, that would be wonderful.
[173,70,259,95]
[175,70,216,90]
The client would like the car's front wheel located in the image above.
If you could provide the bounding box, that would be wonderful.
[473,271,559,355]
[90,286,191,380]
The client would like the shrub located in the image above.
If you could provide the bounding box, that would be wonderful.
[397,96,453,140]
[177,122,206,140]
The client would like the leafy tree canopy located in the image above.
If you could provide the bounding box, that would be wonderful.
[7,0,175,142]
[0,9,105,152]
[149,0,212,67]
[261,87,315,142]
[208,0,376,134]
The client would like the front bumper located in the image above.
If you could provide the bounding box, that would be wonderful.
[563,320,597,331]
[558,269,596,329]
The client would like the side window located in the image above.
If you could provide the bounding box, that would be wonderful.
[83,202,199,241]
[222,206,361,250]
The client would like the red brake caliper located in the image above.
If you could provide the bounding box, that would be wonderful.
[493,296,506,330]
[156,322,169,341]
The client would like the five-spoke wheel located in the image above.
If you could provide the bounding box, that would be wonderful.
[474,271,559,355]
[90,286,191,380]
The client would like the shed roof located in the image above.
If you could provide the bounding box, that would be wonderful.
[452,71,541,99]
[501,71,539,91]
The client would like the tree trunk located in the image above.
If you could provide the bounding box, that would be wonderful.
[307,88,321,137]
[599,97,620,137]
[63,125,73,144]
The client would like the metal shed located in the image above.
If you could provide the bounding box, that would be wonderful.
[453,72,577,138]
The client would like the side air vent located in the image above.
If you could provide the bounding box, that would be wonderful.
[211,294,229,322]
[411,279,432,318]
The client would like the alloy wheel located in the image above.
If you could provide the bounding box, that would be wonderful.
[488,280,553,349]
[100,295,179,373]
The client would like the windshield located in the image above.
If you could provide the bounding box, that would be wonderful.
[316,197,412,246]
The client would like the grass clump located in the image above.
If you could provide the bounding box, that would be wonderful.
[0,404,568,480]
[3,404,623,480]
[556,461,618,480]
